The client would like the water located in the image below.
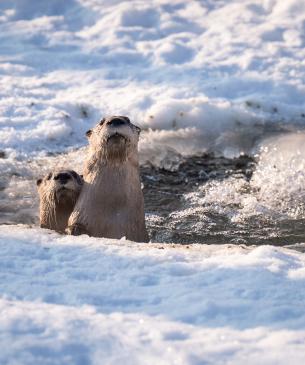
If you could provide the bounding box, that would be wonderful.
[1,131,305,251]
[143,152,305,248]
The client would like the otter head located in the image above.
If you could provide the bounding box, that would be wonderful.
[86,116,141,164]
[36,170,83,205]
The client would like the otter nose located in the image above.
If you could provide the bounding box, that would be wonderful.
[107,118,127,127]
[54,173,71,184]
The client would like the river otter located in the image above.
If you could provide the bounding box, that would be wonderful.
[37,170,83,233]
[67,116,149,242]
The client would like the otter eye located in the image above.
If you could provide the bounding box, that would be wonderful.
[135,125,141,134]
[70,170,83,185]
[99,118,106,125]
[46,173,52,180]
[70,170,77,179]
[36,178,42,186]
[121,116,130,123]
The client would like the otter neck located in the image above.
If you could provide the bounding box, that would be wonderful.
[40,198,75,233]
[84,157,142,209]
[85,146,139,176]
[88,159,139,183]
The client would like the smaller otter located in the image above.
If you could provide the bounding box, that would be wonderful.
[37,170,83,233]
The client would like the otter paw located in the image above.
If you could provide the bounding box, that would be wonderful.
[66,223,88,236]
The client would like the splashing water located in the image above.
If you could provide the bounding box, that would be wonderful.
[174,132,305,246]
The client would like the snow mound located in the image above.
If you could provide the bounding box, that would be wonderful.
[0,0,305,157]
[1,225,305,363]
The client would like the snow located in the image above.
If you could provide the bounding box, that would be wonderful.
[1,0,305,158]
[1,225,305,364]
[1,0,305,363]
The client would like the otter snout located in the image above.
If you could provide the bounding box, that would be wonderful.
[54,172,71,185]
[106,117,128,127]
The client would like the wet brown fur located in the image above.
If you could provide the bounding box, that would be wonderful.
[37,170,83,233]
[67,116,149,242]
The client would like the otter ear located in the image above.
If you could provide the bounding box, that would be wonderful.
[36,178,42,186]
[86,129,92,138]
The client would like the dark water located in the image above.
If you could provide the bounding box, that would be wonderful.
[143,154,254,242]
[141,153,305,251]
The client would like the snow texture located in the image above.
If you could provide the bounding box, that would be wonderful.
[1,225,305,365]
[0,0,305,159]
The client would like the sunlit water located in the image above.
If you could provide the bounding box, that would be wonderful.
[1,132,305,251]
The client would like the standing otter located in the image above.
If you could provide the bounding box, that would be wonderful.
[37,170,83,233]
[67,116,149,242]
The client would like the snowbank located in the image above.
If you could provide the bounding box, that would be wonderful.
[1,225,305,364]
[0,0,305,157]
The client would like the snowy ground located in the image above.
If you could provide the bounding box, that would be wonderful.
[1,0,305,158]
[1,0,305,363]
[1,225,305,365]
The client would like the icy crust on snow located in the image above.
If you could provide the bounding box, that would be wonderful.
[1,225,305,364]
[0,226,305,364]
[0,0,305,157]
